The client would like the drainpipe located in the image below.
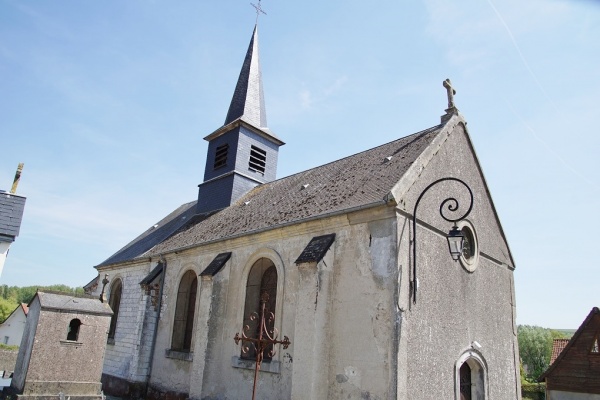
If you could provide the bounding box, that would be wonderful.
[145,256,166,397]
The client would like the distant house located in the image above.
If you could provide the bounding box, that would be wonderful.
[539,307,600,399]
[549,338,569,365]
[0,304,28,346]
[0,190,26,278]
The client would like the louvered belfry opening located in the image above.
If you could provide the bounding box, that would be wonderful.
[248,145,267,174]
[214,143,229,169]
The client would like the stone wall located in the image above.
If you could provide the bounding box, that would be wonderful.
[0,349,18,372]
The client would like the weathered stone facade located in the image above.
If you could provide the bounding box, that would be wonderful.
[91,116,521,399]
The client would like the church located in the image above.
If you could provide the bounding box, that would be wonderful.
[86,20,521,400]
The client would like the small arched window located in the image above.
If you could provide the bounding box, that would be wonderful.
[108,279,123,340]
[241,258,277,360]
[67,319,81,341]
[455,353,487,400]
[171,270,198,352]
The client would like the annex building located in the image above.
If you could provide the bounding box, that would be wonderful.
[86,23,521,400]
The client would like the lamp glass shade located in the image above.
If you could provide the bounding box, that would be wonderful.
[447,226,464,261]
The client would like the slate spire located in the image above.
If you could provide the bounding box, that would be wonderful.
[224,25,267,129]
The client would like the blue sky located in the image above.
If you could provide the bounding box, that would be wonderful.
[1,0,598,329]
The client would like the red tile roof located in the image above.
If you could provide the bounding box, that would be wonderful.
[550,338,569,365]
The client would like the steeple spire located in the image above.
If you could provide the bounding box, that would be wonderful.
[196,24,284,215]
[224,25,267,129]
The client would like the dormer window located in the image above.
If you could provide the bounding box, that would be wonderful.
[248,145,266,174]
[214,143,229,169]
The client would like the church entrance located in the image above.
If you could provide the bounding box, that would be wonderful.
[455,351,487,400]
[460,362,472,400]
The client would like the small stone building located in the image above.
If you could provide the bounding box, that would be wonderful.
[539,307,600,400]
[8,291,112,399]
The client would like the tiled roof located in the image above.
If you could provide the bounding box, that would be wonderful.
[539,307,600,381]
[0,191,26,239]
[550,338,570,365]
[98,124,442,267]
[36,291,113,315]
[98,201,200,266]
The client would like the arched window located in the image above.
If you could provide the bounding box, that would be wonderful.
[455,353,487,400]
[108,279,123,340]
[460,362,472,400]
[67,319,81,341]
[171,270,198,352]
[241,258,277,360]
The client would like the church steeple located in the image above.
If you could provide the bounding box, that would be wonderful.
[224,25,267,129]
[196,24,284,215]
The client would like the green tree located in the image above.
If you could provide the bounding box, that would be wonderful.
[518,325,568,382]
[0,297,19,323]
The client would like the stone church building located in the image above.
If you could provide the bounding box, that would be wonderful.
[87,24,521,400]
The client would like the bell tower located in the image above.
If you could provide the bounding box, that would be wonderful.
[196,25,284,214]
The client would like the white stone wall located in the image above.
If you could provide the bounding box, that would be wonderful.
[141,209,398,400]
[94,261,158,384]
[0,305,26,346]
[0,241,11,279]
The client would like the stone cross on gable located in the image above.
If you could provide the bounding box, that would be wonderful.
[251,1,267,23]
[441,78,459,123]
[443,78,456,109]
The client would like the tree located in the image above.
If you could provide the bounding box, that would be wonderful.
[0,297,19,323]
[518,325,568,381]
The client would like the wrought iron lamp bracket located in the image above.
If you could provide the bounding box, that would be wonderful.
[411,177,473,305]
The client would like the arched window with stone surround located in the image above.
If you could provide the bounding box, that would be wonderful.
[455,351,487,400]
[171,270,198,352]
[108,279,122,340]
[67,318,81,341]
[241,258,277,360]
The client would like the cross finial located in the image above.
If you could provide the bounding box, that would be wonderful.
[443,78,456,109]
[251,1,267,24]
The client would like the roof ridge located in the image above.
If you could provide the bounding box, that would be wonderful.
[245,124,443,189]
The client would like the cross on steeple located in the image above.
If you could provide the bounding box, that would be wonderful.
[251,1,266,24]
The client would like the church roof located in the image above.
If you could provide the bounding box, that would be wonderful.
[97,124,443,267]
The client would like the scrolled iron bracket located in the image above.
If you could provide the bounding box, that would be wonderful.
[411,177,473,305]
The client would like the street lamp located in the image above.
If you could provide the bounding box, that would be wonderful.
[446,225,465,261]
[411,177,473,304]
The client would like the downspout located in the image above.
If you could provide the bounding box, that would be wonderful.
[145,256,167,397]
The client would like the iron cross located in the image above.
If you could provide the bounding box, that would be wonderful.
[251,1,267,23]
[234,292,290,400]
